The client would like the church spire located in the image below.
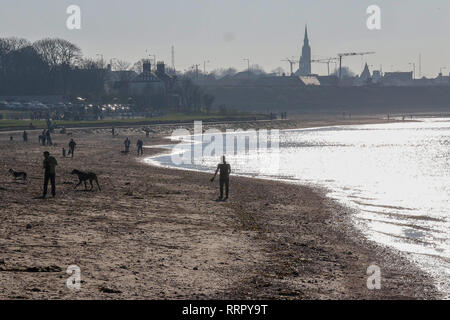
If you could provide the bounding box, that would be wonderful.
[304,25,309,44]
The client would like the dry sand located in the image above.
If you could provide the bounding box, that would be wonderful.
[0,118,440,299]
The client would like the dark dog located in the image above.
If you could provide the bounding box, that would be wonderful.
[9,169,27,180]
[71,169,101,191]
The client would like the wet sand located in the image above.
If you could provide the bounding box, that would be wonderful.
[0,118,440,299]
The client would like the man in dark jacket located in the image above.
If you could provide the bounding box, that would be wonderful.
[68,139,76,158]
[210,156,232,200]
[137,139,144,156]
[42,151,58,198]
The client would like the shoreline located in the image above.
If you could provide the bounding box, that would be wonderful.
[0,117,441,299]
[144,119,444,299]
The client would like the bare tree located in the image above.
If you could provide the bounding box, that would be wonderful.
[210,67,237,79]
[33,38,81,70]
[0,37,30,54]
[271,67,285,76]
[112,59,131,71]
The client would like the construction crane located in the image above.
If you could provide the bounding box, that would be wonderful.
[311,58,339,76]
[281,58,298,76]
[337,52,375,79]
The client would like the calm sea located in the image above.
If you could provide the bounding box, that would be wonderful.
[146,118,450,296]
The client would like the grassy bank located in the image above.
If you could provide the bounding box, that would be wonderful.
[0,113,268,131]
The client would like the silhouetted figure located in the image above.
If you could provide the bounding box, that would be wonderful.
[42,151,57,198]
[23,131,28,142]
[68,139,76,158]
[124,138,131,153]
[45,130,52,146]
[112,127,115,137]
[40,129,46,145]
[62,148,66,158]
[211,155,231,201]
[10,136,13,141]
[144,128,150,137]
[137,139,144,156]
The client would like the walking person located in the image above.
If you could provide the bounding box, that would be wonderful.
[137,139,144,156]
[124,138,131,153]
[42,151,58,198]
[210,155,232,201]
[68,139,76,158]
[41,129,46,145]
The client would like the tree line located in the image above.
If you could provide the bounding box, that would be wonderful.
[0,37,109,96]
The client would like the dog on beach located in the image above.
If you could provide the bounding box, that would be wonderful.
[71,169,101,191]
[9,169,27,180]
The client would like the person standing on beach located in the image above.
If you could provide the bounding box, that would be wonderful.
[210,155,231,201]
[137,139,144,156]
[42,151,57,198]
[68,139,76,158]
[41,129,46,145]
[23,130,28,142]
[45,129,52,146]
[124,138,131,153]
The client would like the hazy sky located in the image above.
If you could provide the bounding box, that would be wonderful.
[1,0,450,77]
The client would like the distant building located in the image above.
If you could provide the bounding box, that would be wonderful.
[382,72,413,86]
[299,75,320,86]
[317,75,339,86]
[104,65,137,94]
[296,26,311,76]
[354,63,372,86]
[128,60,165,96]
[372,70,382,84]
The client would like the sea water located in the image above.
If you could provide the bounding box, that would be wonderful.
[146,118,450,296]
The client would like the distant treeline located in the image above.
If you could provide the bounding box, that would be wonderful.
[0,37,109,96]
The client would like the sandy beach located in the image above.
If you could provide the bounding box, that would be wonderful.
[0,117,440,299]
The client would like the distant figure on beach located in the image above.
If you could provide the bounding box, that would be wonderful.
[112,127,115,137]
[62,148,66,158]
[40,129,46,145]
[68,139,76,158]
[210,155,231,201]
[10,136,13,141]
[144,128,150,137]
[387,114,390,121]
[42,151,57,198]
[124,138,131,153]
[23,131,28,142]
[45,129,52,146]
[137,139,144,156]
